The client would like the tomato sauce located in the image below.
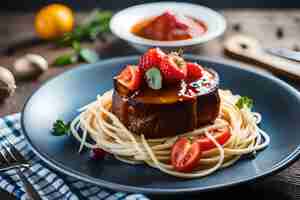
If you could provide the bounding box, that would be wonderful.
[131,11,207,41]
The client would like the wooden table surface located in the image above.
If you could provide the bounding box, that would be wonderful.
[1,9,300,199]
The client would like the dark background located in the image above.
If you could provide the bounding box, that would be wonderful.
[1,0,300,11]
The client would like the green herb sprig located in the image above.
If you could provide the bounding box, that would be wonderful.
[53,41,99,66]
[57,10,112,46]
[52,120,70,136]
[53,10,112,66]
[235,96,253,110]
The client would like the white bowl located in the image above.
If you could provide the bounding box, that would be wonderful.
[110,2,226,52]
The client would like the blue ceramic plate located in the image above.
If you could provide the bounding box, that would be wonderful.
[22,56,300,194]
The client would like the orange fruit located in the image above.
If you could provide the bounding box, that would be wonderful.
[34,4,74,40]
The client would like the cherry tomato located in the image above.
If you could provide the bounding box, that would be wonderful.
[197,127,231,152]
[115,65,142,91]
[171,137,202,172]
[90,148,106,160]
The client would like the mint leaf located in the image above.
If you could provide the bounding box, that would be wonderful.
[79,48,100,63]
[146,67,162,90]
[52,120,70,136]
[236,96,253,109]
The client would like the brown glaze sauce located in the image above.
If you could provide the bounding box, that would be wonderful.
[112,68,221,138]
[132,69,218,104]
[131,12,207,41]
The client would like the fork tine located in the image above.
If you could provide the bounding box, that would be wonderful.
[0,140,42,199]
[0,143,11,164]
[2,141,17,162]
[5,140,27,164]
[0,138,30,172]
[0,149,8,163]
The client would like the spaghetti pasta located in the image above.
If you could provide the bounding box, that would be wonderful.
[69,89,269,178]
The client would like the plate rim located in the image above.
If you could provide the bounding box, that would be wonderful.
[109,2,226,47]
[21,55,300,194]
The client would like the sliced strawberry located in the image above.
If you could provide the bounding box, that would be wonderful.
[142,11,190,41]
[115,65,142,91]
[159,53,187,83]
[138,48,166,72]
[160,11,189,30]
[143,11,176,41]
[186,62,204,80]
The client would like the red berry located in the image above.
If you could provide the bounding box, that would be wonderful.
[142,11,190,41]
[138,48,166,72]
[157,11,189,29]
[115,65,142,91]
[159,54,187,83]
[186,62,204,80]
[91,148,106,160]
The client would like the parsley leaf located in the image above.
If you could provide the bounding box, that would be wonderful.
[235,96,253,109]
[52,120,70,136]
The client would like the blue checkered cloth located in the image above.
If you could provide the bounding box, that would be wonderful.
[0,113,150,200]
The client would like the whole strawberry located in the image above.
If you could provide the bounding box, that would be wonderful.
[160,53,187,83]
[186,62,204,80]
[139,48,166,72]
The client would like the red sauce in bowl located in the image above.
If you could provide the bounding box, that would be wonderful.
[131,11,207,41]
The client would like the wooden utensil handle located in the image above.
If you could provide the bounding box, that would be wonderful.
[16,168,42,200]
[224,34,300,79]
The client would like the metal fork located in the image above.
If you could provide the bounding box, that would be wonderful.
[0,140,42,200]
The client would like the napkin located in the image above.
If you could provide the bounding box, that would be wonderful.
[0,113,149,200]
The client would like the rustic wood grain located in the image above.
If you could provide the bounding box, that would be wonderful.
[0,9,300,199]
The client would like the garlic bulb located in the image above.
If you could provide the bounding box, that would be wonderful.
[0,66,16,99]
[13,54,48,79]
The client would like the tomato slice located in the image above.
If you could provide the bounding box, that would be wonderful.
[115,65,142,91]
[171,137,202,172]
[197,127,231,152]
